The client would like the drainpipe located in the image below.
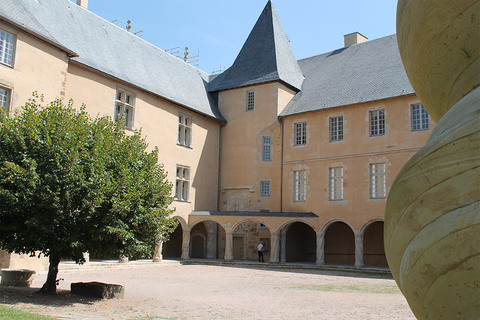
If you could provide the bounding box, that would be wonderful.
[280,117,284,212]
[217,124,224,211]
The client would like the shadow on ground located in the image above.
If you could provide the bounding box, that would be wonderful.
[177,259,394,279]
[0,286,98,307]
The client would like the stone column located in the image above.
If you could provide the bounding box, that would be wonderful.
[243,227,248,260]
[181,229,191,260]
[82,252,90,264]
[153,241,163,262]
[269,231,280,263]
[354,232,364,268]
[224,229,233,261]
[316,231,325,265]
[206,231,216,259]
[280,230,287,263]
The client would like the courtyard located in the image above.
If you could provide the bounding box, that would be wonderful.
[0,261,415,320]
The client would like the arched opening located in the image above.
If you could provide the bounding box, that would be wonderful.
[232,222,271,261]
[324,221,355,265]
[162,222,183,259]
[191,234,205,258]
[284,222,316,263]
[363,221,387,267]
[190,221,225,259]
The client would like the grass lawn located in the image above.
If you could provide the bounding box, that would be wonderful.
[0,305,56,320]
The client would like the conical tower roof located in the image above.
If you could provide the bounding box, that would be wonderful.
[209,1,304,92]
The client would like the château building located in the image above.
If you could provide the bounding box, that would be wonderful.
[0,0,434,271]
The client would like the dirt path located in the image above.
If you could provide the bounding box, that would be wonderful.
[0,263,415,320]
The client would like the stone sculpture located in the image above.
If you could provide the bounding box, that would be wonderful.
[384,0,480,319]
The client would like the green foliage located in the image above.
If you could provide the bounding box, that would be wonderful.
[0,93,176,263]
[0,305,56,320]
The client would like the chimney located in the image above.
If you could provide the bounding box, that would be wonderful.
[76,0,88,9]
[344,32,368,47]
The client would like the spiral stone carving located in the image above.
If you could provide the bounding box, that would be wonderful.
[385,1,480,319]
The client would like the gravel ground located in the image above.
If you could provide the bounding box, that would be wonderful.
[0,262,415,320]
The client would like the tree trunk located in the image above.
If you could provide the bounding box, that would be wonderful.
[38,255,60,294]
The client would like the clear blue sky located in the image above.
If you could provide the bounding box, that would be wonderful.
[84,0,398,74]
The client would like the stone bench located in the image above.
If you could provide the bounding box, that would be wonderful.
[0,269,36,287]
[71,281,125,299]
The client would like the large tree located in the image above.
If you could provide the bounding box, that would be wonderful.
[0,94,176,293]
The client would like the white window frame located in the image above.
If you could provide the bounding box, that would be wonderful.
[370,163,386,199]
[115,88,135,129]
[0,86,11,113]
[294,122,307,146]
[178,113,192,147]
[175,165,190,202]
[0,28,16,67]
[262,136,272,161]
[246,91,255,111]
[293,170,306,202]
[329,167,344,200]
[369,109,385,136]
[329,116,344,142]
[260,180,271,196]
[411,103,429,131]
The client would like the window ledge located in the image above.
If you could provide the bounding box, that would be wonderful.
[174,199,191,203]
[0,62,14,69]
[411,128,429,132]
[177,143,193,149]
[370,197,386,200]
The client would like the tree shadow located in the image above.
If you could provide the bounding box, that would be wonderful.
[0,286,99,307]
[179,259,393,280]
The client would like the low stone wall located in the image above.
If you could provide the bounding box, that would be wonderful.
[0,269,36,287]
[71,281,125,299]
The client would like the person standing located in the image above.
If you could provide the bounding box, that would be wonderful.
[257,242,265,262]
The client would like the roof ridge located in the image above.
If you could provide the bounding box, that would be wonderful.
[298,34,397,63]
[62,0,208,77]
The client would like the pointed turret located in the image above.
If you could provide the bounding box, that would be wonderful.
[209,1,304,92]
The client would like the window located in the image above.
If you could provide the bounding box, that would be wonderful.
[0,87,10,113]
[246,91,255,111]
[411,104,429,131]
[178,114,192,147]
[115,89,135,129]
[293,170,306,201]
[369,109,385,136]
[0,29,15,67]
[329,167,344,200]
[260,181,270,196]
[262,137,271,161]
[370,163,386,198]
[175,165,190,201]
[330,116,344,141]
[294,122,307,145]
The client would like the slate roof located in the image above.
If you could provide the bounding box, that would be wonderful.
[208,1,304,92]
[190,211,318,218]
[280,34,415,116]
[0,0,224,121]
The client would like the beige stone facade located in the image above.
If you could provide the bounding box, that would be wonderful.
[0,1,435,271]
